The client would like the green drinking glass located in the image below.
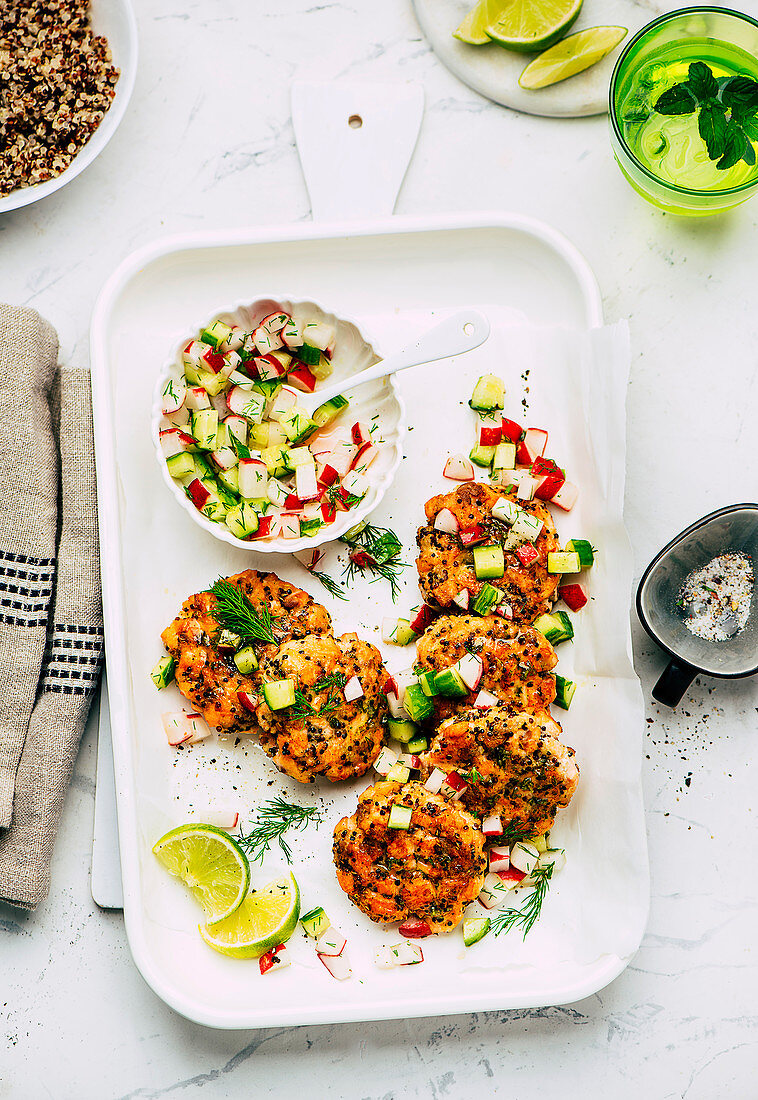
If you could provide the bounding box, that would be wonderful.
[609,7,758,215]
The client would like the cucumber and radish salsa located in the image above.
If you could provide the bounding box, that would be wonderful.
[158,308,384,541]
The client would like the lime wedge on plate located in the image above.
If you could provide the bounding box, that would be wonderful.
[486,0,583,53]
[199,873,301,959]
[454,0,508,45]
[152,823,250,924]
[519,26,628,88]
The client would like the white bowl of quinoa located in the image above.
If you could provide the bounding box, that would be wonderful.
[0,0,137,213]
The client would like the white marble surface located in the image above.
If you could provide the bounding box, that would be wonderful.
[2,1,757,1096]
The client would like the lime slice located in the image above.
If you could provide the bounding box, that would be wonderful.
[519,25,628,88]
[454,0,509,45]
[199,873,301,959]
[152,824,250,924]
[486,0,583,53]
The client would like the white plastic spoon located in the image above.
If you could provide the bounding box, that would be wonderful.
[298,309,490,413]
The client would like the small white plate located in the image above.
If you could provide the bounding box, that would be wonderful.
[0,0,138,214]
[151,297,405,554]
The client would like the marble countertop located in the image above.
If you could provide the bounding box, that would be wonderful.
[2,1,757,1097]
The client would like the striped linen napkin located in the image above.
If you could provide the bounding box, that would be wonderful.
[0,305,103,909]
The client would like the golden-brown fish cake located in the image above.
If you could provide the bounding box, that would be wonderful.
[161,570,331,734]
[415,483,560,624]
[420,706,579,836]
[415,613,557,721]
[333,780,487,933]
[256,632,388,783]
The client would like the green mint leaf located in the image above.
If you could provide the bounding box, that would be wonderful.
[740,129,757,166]
[721,75,758,115]
[717,125,749,171]
[687,61,719,103]
[741,115,758,142]
[655,82,697,115]
[698,103,728,160]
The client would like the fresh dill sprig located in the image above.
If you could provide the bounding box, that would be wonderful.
[341,523,406,601]
[236,798,323,864]
[291,672,347,718]
[310,569,347,601]
[490,862,555,940]
[210,579,276,644]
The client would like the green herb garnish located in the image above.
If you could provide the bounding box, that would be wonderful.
[291,672,348,718]
[341,523,406,600]
[490,861,555,940]
[229,432,251,460]
[236,798,323,864]
[655,62,758,170]
[210,578,276,644]
[311,569,347,600]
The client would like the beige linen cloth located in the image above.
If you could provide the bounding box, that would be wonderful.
[0,305,103,909]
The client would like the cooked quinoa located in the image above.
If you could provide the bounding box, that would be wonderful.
[0,0,119,197]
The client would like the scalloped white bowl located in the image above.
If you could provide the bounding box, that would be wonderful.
[151,297,405,553]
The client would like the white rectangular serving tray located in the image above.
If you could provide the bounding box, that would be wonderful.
[90,212,648,1029]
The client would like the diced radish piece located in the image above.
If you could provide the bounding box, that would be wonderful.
[200,808,240,830]
[318,463,340,488]
[161,405,191,428]
[251,515,273,539]
[374,746,398,776]
[516,476,537,501]
[321,501,336,523]
[159,429,187,459]
[493,602,513,620]
[288,364,318,393]
[382,617,399,644]
[227,385,255,417]
[457,653,483,691]
[182,340,212,371]
[266,479,289,507]
[295,464,319,502]
[410,604,436,635]
[382,673,398,696]
[343,676,364,703]
[441,771,467,798]
[500,418,523,444]
[294,548,323,570]
[433,508,459,534]
[489,847,510,873]
[318,950,352,981]
[282,318,303,348]
[510,841,539,874]
[328,443,359,477]
[342,471,368,499]
[398,918,432,939]
[162,712,193,746]
[559,583,588,611]
[478,415,501,447]
[474,689,499,710]
[497,866,527,886]
[351,442,378,472]
[259,944,290,975]
[268,387,298,421]
[302,501,321,522]
[239,458,268,498]
[459,524,487,547]
[424,767,446,794]
[219,326,245,353]
[161,380,186,415]
[552,481,579,511]
[253,326,283,355]
[376,942,424,968]
[443,454,475,482]
[284,493,302,510]
[278,513,301,539]
[516,427,548,465]
[516,542,540,567]
[260,312,289,334]
[397,753,421,770]
[315,927,348,957]
[452,589,470,612]
[254,354,286,380]
[224,415,247,446]
[211,447,238,471]
[237,691,260,713]
[387,692,410,720]
[186,479,211,511]
[482,814,503,836]
[186,713,212,744]
[201,350,225,374]
[351,422,372,447]
[208,390,229,418]
[302,320,335,351]
[535,473,565,501]
[478,872,512,909]
[186,387,211,411]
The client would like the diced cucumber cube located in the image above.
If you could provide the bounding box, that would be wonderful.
[566,539,595,569]
[492,442,516,471]
[469,374,505,412]
[538,848,566,873]
[547,551,581,575]
[463,916,491,947]
[312,394,349,429]
[391,618,417,646]
[300,906,330,939]
[403,683,434,723]
[287,446,315,468]
[388,804,412,830]
[554,674,576,710]
[252,378,282,401]
[201,320,233,349]
[386,763,411,784]
[249,422,270,448]
[166,452,195,480]
[280,407,316,443]
[473,545,505,580]
[311,353,333,381]
[387,717,417,743]
[261,446,289,477]
[218,465,240,496]
[418,670,438,697]
[233,645,258,675]
[300,518,323,538]
[511,511,543,542]
[262,679,296,710]
[472,582,501,616]
[533,611,573,645]
[225,502,260,539]
[433,666,468,698]
[191,409,218,450]
[407,736,428,753]
[295,343,321,366]
[469,444,495,469]
[150,656,175,690]
[491,497,520,525]
[196,369,226,397]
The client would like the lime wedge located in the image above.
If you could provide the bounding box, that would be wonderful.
[454,0,509,45]
[152,824,250,924]
[486,0,583,53]
[199,873,301,959]
[519,25,628,88]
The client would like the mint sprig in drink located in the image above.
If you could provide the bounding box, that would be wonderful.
[610,8,758,215]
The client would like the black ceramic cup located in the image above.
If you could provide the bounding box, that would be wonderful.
[636,504,758,707]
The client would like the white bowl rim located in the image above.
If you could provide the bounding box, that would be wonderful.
[151,295,406,554]
[0,0,138,215]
